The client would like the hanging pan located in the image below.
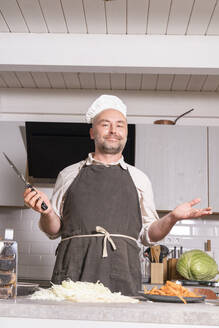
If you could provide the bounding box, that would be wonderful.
[154,108,194,125]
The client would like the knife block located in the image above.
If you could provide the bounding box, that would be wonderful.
[167,259,183,281]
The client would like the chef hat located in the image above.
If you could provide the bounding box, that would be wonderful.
[86,95,127,123]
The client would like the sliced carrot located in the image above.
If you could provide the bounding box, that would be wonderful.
[144,280,201,304]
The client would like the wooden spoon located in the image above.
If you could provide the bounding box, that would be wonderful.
[151,245,161,263]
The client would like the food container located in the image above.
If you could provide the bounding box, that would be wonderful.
[17,282,39,296]
[0,229,17,299]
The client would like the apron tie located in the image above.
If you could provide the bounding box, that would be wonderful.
[96,226,117,258]
[61,226,137,258]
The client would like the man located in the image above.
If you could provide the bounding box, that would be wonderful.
[24,95,212,296]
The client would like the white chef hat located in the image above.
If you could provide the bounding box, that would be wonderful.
[86,95,127,123]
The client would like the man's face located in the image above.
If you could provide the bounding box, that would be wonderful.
[90,109,128,155]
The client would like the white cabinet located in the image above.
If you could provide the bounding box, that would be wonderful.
[135,125,208,211]
[0,122,26,206]
[208,127,219,212]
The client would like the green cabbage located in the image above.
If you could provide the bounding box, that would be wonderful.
[176,249,219,281]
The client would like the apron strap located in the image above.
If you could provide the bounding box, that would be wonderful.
[96,226,117,257]
[61,226,137,258]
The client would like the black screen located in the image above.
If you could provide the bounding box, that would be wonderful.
[25,122,135,179]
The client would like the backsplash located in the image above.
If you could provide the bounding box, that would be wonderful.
[0,207,218,281]
[0,206,59,280]
[159,211,219,265]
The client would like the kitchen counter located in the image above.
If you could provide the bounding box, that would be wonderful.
[0,296,219,327]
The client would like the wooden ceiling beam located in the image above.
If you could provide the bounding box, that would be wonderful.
[1,88,219,126]
[1,33,219,75]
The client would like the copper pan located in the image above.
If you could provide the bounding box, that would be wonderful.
[154,108,194,125]
[188,287,218,300]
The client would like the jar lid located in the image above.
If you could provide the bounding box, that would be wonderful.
[4,229,14,240]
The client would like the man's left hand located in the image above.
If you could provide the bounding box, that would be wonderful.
[172,198,212,221]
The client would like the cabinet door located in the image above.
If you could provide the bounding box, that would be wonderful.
[0,122,26,206]
[208,127,219,212]
[135,125,208,211]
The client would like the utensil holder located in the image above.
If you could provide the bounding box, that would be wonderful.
[150,257,168,284]
[151,263,164,284]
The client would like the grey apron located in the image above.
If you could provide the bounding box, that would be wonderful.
[51,164,142,296]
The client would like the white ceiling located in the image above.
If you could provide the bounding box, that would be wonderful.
[1,71,219,92]
[1,0,219,91]
[1,0,219,35]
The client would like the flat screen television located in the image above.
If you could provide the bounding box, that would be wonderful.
[25,122,135,179]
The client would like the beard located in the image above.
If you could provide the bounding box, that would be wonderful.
[95,135,127,155]
[99,141,123,154]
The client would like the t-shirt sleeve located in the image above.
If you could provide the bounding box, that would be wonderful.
[128,165,159,246]
[38,172,65,240]
[50,171,66,219]
[137,179,160,246]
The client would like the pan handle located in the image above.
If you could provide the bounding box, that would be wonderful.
[174,108,194,124]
